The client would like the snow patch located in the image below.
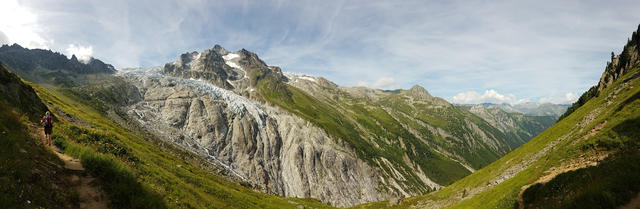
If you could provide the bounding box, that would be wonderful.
[222,52,248,79]
[222,53,240,60]
[283,72,317,83]
[222,53,243,70]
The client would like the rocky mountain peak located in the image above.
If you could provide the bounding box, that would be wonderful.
[317,77,338,88]
[212,44,229,54]
[598,24,640,92]
[163,45,288,96]
[407,84,433,100]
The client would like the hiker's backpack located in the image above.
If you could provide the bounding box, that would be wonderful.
[45,116,52,127]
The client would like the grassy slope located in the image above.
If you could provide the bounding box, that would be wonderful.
[257,74,551,194]
[353,64,640,209]
[0,102,79,208]
[257,73,556,195]
[33,85,333,209]
[521,151,640,209]
[257,78,471,193]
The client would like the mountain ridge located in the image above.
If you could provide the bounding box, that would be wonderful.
[0,43,116,86]
[91,44,558,206]
[0,43,559,207]
[457,102,569,118]
[353,23,640,209]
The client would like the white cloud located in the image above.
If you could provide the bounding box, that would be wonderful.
[0,31,8,45]
[66,44,93,63]
[7,0,640,101]
[0,0,49,49]
[356,76,396,89]
[539,92,579,104]
[451,89,525,104]
[452,90,578,104]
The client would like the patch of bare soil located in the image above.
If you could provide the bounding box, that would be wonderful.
[574,120,607,145]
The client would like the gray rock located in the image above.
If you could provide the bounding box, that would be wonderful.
[118,67,390,207]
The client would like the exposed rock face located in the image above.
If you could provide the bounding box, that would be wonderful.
[163,47,236,90]
[115,45,558,207]
[599,24,640,92]
[118,67,388,207]
[278,69,553,190]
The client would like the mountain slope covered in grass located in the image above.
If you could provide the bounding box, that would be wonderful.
[33,82,334,209]
[0,63,80,208]
[0,42,558,207]
[353,24,640,209]
[1,62,333,208]
[103,47,557,206]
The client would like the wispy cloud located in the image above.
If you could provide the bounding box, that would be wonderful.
[6,0,640,102]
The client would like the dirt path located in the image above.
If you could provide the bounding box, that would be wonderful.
[38,129,109,209]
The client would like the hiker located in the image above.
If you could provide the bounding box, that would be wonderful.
[41,111,53,146]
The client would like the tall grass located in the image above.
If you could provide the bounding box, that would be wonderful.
[53,136,167,209]
[0,103,78,208]
[522,151,640,209]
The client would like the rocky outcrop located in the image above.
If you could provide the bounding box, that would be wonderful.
[599,24,640,92]
[118,67,390,207]
[560,24,640,121]
[162,47,236,90]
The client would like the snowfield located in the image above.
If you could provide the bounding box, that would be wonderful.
[283,72,318,83]
[222,53,243,70]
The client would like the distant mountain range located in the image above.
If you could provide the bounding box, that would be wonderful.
[3,24,638,208]
[457,102,570,118]
[2,22,639,209]
[388,23,640,209]
[0,43,115,86]
[0,43,558,207]
[112,45,561,206]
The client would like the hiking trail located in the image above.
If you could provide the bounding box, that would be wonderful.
[38,128,109,209]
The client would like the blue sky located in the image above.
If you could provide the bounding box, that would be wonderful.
[1,0,640,104]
